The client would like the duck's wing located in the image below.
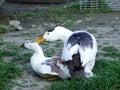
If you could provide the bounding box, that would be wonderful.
[67,32,93,49]
[62,43,79,61]
[43,59,67,78]
[62,31,96,66]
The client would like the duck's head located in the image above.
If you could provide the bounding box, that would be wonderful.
[35,26,72,44]
[20,40,43,52]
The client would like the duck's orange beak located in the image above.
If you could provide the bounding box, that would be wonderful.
[35,37,46,44]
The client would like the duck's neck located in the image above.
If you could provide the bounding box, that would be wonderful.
[59,29,73,42]
[33,47,45,57]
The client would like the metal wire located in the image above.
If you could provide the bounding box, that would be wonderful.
[79,0,108,11]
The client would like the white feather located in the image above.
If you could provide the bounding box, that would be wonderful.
[62,43,79,61]
[23,41,71,78]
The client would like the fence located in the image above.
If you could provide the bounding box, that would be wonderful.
[79,0,120,11]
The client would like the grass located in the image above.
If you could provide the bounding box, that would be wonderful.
[0,50,18,57]
[0,58,22,90]
[0,39,4,45]
[102,46,119,52]
[0,43,19,57]
[12,52,32,64]
[102,46,120,59]
[0,42,31,64]
[0,2,119,90]
[0,25,8,34]
[12,7,79,26]
[11,1,114,27]
[0,41,23,90]
[1,40,120,90]
[44,46,120,90]
[47,59,120,90]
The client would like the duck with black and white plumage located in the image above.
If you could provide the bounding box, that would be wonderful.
[35,26,97,78]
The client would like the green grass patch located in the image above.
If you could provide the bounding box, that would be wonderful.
[0,41,31,64]
[0,58,22,90]
[48,60,120,90]
[0,39,4,45]
[0,43,25,90]
[102,46,119,52]
[44,48,56,57]
[0,25,8,34]
[102,46,120,59]
[0,44,20,57]
[0,50,18,57]
[29,7,79,26]
[13,52,32,64]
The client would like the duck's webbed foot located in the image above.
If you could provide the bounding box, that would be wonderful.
[47,77,59,81]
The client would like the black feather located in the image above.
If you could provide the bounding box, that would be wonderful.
[64,52,84,77]
[67,32,93,49]
[47,28,55,32]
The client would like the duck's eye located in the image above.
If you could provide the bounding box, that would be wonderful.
[47,32,49,35]
[26,41,30,43]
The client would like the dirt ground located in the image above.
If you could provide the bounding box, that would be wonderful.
[0,1,120,90]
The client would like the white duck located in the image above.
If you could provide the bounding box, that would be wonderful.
[21,40,71,79]
[35,26,97,78]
